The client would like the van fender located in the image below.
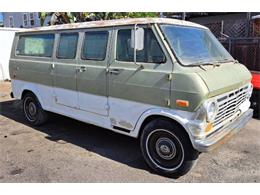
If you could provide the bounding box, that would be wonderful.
[131,108,195,139]
[14,81,45,108]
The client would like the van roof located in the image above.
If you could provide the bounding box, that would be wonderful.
[0,27,25,32]
[20,18,207,33]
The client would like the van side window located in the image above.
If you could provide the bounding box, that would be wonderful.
[57,33,78,59]
[16,34,54,57]
[116,28,166,63]
[82,31,108,61]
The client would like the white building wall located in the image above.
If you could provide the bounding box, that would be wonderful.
[0,28,20,80]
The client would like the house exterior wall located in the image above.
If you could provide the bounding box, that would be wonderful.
[0,28,20,80]
[3,12,41,28]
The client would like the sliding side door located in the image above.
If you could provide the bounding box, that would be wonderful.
[77,28,112,116]
[53,32,79,108]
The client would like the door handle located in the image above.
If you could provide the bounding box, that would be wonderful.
[77,66,87,73]
[109,69,121,75]
[50,63,55,70]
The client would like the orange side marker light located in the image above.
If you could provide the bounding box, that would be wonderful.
[176,100,189,107]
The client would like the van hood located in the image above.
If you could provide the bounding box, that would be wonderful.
[196,63,252,97]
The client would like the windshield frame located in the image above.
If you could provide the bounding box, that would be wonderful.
[158,24,234,67]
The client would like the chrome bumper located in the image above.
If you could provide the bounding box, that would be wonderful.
[192,109,253,152]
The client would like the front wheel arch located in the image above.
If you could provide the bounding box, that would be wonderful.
[138,115,191,143]
[139,117,200,177]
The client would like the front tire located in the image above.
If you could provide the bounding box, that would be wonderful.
[140,118,199,178]
[22,92,48,126]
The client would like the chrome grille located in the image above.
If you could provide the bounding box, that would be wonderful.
[213,85,249,128]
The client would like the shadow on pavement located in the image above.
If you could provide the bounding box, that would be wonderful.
[0,99,154,174]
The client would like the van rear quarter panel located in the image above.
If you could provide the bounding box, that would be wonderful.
[9,33,54,103]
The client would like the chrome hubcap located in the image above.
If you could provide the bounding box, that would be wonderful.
[28,102,37,116]
[145,129,185,171]
[155,137,176,160]
[24,96,39,122]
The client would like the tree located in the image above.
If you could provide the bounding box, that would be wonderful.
[40,12,159,26]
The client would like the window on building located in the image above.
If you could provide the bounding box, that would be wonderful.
[9,16,14,27]
[23,13,28,27]
[82,31,108,61]
[29,13,35,26]
[16,34,55,57]
[116,28,166,63]
[57,33,79,59]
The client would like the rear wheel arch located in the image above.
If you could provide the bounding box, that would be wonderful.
[22,90,48,126]
[21,89,34,100]
[21,89,44,107]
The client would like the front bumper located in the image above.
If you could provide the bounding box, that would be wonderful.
[192,108,253,152]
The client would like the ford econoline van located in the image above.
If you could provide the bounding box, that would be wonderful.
[9,18,253,177]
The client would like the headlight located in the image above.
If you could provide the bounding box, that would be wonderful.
[204,101,218,122]
[189,100,218,138]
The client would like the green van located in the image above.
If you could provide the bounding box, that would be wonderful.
[9,18,253,177]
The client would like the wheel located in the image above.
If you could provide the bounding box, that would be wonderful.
[22,92,48,126]
[140,118,199,178]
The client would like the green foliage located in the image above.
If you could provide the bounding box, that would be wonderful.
[41,12,159,25]
[86,12,158,20]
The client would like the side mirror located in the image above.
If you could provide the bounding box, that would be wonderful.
[131,27,144,51]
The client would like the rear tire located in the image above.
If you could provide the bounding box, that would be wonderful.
[22,92,48,126]
[140,118,199,178]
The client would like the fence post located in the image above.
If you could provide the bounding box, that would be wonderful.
[246,12,251,37]
[228,38,232,53]
[182,12,186,21]
[221,20,224,38]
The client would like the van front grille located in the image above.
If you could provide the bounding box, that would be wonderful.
[213,85,249,128]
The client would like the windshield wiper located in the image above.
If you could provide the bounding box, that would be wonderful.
[190,62,220,67]
[218,58,238,64]
[201,62,218,66]
[190,62,219,71]
[198,65,207,71]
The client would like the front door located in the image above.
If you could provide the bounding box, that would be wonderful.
[77,28,111,116]
[108,25,171,130]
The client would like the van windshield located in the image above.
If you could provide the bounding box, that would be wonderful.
[160,25,234,66]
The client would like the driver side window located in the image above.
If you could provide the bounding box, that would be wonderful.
[116,28,166,63]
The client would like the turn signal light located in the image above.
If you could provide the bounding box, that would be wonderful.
[205,123,213,133]
[176,100,189,107]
